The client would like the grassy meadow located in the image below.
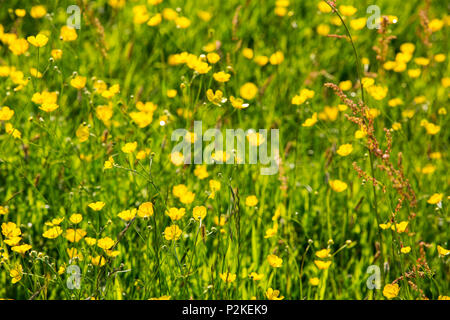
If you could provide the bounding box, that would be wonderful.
[0,0,449,300]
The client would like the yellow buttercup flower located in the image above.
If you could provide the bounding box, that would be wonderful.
[302,113,318,127]
[15,9,26,17]
[76,123,89,142]
[247,132,265,146]
[69,214,82,224]
[109,0,126,8]
[309,277,320,286]
[434,54,446,63]
[147,13,162,26]
[175,16,191,29]
[122,142,138,154]
[43,226,63,239]
[166,89,177,98]
[104,156,115,170]
[214,216,227,226]
[400,43,415,54]
[194,165,209,179]
[213,71,231,82]
[105,249,120,257]
[9,38,29,55]
[70,76,87,90]
[170,152,184,166]
[206,52,220,64]
[27,34,48,47]
[229,96,249,109]
[274,7,287,17]
[437,245,450,256]
[0,106,14,121]
[39,103,59,113]
[350,18,367,30]
[85,237,97,246]
[379,222,392,230]
[133,5,149,24]
[117,208,137,221]
[67,248,83,260]
[30,5,46,18]
[401,246,411,254]
[388,98,403,107]
[209,180,221,192]
[427,193,443,204]
[420,164,436,174]
[207,89,226,106]
[180,191,195,204]
[336,144,353,157]
[383,283,400,299]
[65,229,87,243]
[414,57,430,66]
[408,69,421,78]
[317,24,330,36]
[88,201,105,211]
[240,82,258,100]
[0,206,9,215]
[318,106,339,122]
[51,49,63,60]
[339,5,357,16]
[429,19,444,32]
[2,222,21,238]
[60,26,78,41]
[269,51,284,65]
[249,272,264,281]
[366,85,388,100]
[242,48,254,59]
[30,68,42,78]
[315,249,331,259]
[91,255,107,267]
[329,179,347,192]
[361,77,375,88]
[164,225,182,241]
[12,244,32,255]
[267,254,283,268]
[138,202,154,218]
[266,288,284,300]
[45,217,64,227]
[264,224,278,240]
[166,207,186,221]
[97,237,115,250]
[193,206,207,221]
[314,260,332,270]
[10,264,23,284]
[219,272,236,283]
[162,8,178,21]
[129,111,153,128]
[318,1,332,13]
[391,221,408,233]
[4,123,21,139]
[173,184,188,198]
[245,195,258,207]
[197,10,212,22]
[424,123,440,135]
[3,236,21,246]
[339,80,352,91]
[254,55,269,66]
[402,109,415,119]
[32,91,58,105]
[383,61,396,70]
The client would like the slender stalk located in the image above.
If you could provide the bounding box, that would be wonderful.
[325,1,386,286]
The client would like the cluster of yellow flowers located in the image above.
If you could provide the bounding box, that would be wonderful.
[0,0,448,301]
